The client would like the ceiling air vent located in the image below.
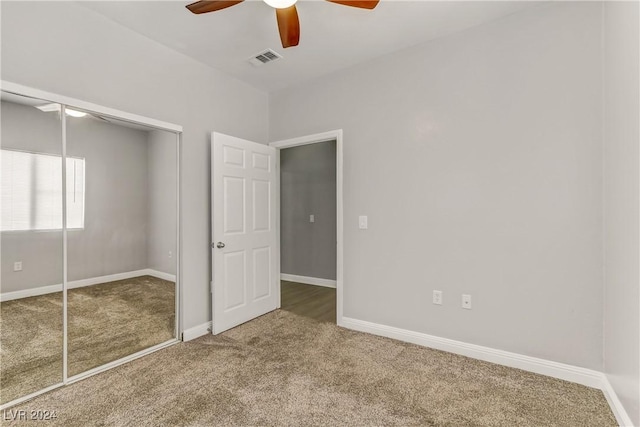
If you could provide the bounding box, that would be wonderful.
[248,49,282,67]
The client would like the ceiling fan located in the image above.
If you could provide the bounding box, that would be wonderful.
[186,0,379,49]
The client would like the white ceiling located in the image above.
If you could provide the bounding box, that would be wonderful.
[82,1,535,92]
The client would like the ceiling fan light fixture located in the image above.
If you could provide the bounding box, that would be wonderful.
[36,103,87,118]
[186,0,377,49]
[65,109,88,118]
[263,0,297,9]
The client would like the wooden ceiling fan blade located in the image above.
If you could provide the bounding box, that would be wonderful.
[186,0,244,14]
[276,5,300,49]
[325,0,379,9]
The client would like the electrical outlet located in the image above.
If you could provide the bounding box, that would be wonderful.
[358,215,368,229]
[13,261,22,272]
[168,251,173,258]
[432,290,442,305]
[309,214,315,223]
[462,294,472,309]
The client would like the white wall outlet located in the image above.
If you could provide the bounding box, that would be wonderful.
[13,261,22,272]
[433,290,442,305]
[358,215,368,229]
[309,214,315,223]
[462,294,472,309]
[168,251,173,258]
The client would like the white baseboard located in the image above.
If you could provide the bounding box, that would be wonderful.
[144,269,176,282]
[341,316,635,426]
[0,283,63,302]
[182,321,212,342]
[600,374,634,427]
[281,273,336,288]
[0,269,176,302]
[341,317,603,388]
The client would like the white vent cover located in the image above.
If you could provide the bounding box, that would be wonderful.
[248,49,282,67]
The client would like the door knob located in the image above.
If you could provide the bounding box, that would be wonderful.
[216,242,226,249]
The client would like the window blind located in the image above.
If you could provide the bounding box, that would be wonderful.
[1,149,85,231]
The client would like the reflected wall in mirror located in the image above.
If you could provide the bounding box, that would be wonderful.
[0,92,64,403]
[66,114,177,377]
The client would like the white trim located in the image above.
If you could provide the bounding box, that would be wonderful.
[0,81,182,133]
[67,269,176,289]
[145,269,177,282]
[341,317,604,389]
[0,382,64,411]
[61,106,69,382]
[275,150,282,309]
[336,131,344,325]
[182,321,213,341]
[65,339,178,385]
[281,273,336,288]
[0,269,176,302]
[269,130,341,149]
[600,375,635,427]
[176,131,183,343]
[269,129,344,325]
[0,283,62,302]
[342,317,636,424]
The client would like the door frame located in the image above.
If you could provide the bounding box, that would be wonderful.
[269,130,344,325]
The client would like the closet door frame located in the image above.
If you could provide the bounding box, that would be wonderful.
[0,81,183,409]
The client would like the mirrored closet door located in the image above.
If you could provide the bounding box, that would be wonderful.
[66,113,178,377]
[0,88,180,407]
[1,92,64,404]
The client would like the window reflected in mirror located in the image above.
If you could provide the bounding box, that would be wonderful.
[0,91,64,404]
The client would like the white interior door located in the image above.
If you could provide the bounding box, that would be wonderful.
[211,132,279,334]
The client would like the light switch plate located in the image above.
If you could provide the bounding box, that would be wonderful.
[358,215,368,229]
[433,290,442,305]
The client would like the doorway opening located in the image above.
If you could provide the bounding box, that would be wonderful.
[270,130,344,325]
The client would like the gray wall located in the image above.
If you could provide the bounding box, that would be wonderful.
[66,112,149,283]
[270,2,604,370]
[147,130,177,275]
[1,1,268,330]
[281,141,336,280]
[1,100,152,292]
[1,101,64,290]
[603,1,640,425]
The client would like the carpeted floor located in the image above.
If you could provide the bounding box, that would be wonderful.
[3,310,616,426]
[0,276,175,404]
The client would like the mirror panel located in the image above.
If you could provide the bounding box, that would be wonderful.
[0,92,64,403]
[65,111,177,377]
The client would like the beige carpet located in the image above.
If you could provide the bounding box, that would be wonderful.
[0,276,175,404]
[3,310,616,426]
